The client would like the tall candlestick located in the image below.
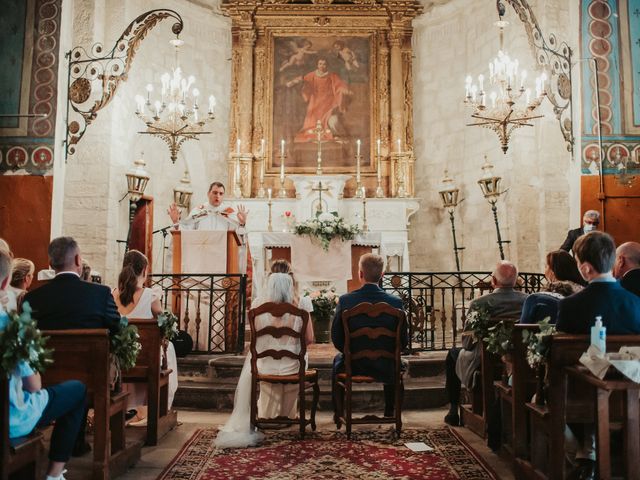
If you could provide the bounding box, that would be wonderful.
[236,139,241,155]
[280,159,285,182]
[235,156,240,183]
[376,138,381,157]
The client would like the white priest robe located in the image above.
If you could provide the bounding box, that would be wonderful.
[181,204,240,231]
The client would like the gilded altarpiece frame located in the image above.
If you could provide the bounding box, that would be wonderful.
[222,0,423,198]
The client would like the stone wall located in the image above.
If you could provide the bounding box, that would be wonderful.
[410,0,581,273]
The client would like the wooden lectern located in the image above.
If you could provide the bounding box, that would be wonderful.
[170,230,242,353]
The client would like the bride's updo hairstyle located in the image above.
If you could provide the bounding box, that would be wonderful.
[118,249,148,306]
[266,272,294,304]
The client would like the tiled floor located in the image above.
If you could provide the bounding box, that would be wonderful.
[64,408,514,479]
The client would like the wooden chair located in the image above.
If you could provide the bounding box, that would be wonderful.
[334,302,406,439]
[513,334,640,480]
[1,374,44,480]
[41,329,141,480]
[248,302,319,438]
[122,319,178,446]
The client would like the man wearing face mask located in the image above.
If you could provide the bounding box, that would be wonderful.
[559,210,600,254]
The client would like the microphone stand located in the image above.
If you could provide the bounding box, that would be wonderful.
[152,225,176,274]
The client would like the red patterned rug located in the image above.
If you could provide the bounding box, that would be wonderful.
[158,428,498,479]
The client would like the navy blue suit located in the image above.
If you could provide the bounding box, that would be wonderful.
[25,273,121,335]
[620,269,640,297]
[556,281,640,334]
[560,227,584,253]
[331,283,406,416]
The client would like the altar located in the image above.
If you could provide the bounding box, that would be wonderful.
[241,175,420,298]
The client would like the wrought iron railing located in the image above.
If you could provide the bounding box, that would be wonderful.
[149,273,247,354]
[380,272,546,352]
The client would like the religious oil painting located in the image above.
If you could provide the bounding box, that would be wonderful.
[271,35,372,172]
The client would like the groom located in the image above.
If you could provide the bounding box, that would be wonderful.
[331,253,407,418]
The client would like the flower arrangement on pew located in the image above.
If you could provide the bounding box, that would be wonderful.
[0,302,52,374]
[522,317,556,369]
[158,310,179,342]
[111,317,141,390]
[294,211,360,252]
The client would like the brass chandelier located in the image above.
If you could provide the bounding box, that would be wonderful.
[464,5,547,153]
[135,37,215,163]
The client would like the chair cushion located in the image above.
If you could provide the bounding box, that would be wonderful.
[257,369,318,383]
[336,373,377,383]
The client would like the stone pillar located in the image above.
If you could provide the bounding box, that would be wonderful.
[388,29,405,148]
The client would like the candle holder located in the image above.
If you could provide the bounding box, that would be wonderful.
[256,155,266,198]
[395,153,408,198]
[375,153,385,198]
[278,152,287,198]
[438,170,465,271]
[355,153,364,198]
[477,157,510,260]
[361,190,369,232]
[267,198,273,232]
[232,153,242,198]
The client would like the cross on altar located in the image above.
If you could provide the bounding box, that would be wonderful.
[311,181,330,214]
[312,120,327,175]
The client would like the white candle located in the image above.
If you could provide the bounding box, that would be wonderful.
[376,138,381,157]
[260,138,265,157]
[356,151,361,183]
[397,139,401,153]
[280,158,285,182]
[236,139,241,155]
[280,139,285,157]
[267,188,272,200]
[356,139,361,157]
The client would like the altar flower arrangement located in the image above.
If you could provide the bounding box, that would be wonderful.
[281,210,296,232]
[304,288,339,343]
[294,211,360,251]
[0,302,52,374]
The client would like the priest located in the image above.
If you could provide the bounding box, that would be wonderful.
[167,181,248,231]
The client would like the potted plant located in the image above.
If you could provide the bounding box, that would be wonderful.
[305,288,339,343]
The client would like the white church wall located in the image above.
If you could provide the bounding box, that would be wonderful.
[411,0,578,274]
[57,0,231,284]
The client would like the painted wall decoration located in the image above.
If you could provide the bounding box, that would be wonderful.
[271,35,373,171]
[580,0,640,176]
[0,0,61,174]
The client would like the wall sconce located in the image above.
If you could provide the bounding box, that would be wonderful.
[477,157,510,260]
[173,169,193,211]
[125,153,150,251]
[438,170,465,271]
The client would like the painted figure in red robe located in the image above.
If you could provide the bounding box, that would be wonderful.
[286,58,352,142]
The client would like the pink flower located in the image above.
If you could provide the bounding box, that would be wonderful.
[284,211,292,217]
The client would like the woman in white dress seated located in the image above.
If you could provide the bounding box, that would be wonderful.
[112,250,178,424]
[215,260,313,448]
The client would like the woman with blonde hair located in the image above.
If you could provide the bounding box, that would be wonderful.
[215,259,314,448]
[8,258,34,309]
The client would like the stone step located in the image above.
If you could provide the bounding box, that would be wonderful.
[174,375,447,412]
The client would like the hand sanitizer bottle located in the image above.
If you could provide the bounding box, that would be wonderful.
[590,316,606,355]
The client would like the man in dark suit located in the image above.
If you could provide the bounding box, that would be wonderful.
[24,236,121,457]
[443,261,528,428]
[559,210,600,254]
[331,253,406,418]
[24,236,121,335]
[556,232,640,480]
[613,241,640,297]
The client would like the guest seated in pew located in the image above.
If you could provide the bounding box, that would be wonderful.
[519,250,585,324]
[444,260,528,427]
[331,253,407,420]
[0,239,17,311]
[9,257,35,308]
[112,249,178,424]
[0,249,87,480]
[25,236,122,456]
[613,241,640,297]
[215,263,314,448]
[556,231,640,480]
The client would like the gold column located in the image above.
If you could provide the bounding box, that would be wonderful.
[238,29,255,151]
[388,29,405,150]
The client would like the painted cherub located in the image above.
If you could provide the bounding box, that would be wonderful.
[333,40,360,71]
[279,39,318,72]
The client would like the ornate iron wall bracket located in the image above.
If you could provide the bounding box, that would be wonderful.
[502,0,574,152]
[64,9,184,159]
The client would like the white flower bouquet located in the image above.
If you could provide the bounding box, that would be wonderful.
[294,211,360,251]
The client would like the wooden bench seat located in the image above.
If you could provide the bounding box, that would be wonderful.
[122,319,178,446]
[41,329,142,480]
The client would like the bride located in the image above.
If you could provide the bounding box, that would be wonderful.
[215,261,314,448]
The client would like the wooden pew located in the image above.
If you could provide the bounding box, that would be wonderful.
[513,334,640,480]
[1,374,44,480]
[41,329,141,480]
[122,319,178,446]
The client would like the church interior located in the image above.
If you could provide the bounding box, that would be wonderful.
[1,0,640,479]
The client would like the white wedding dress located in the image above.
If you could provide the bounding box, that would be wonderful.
[214,274,313,448]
